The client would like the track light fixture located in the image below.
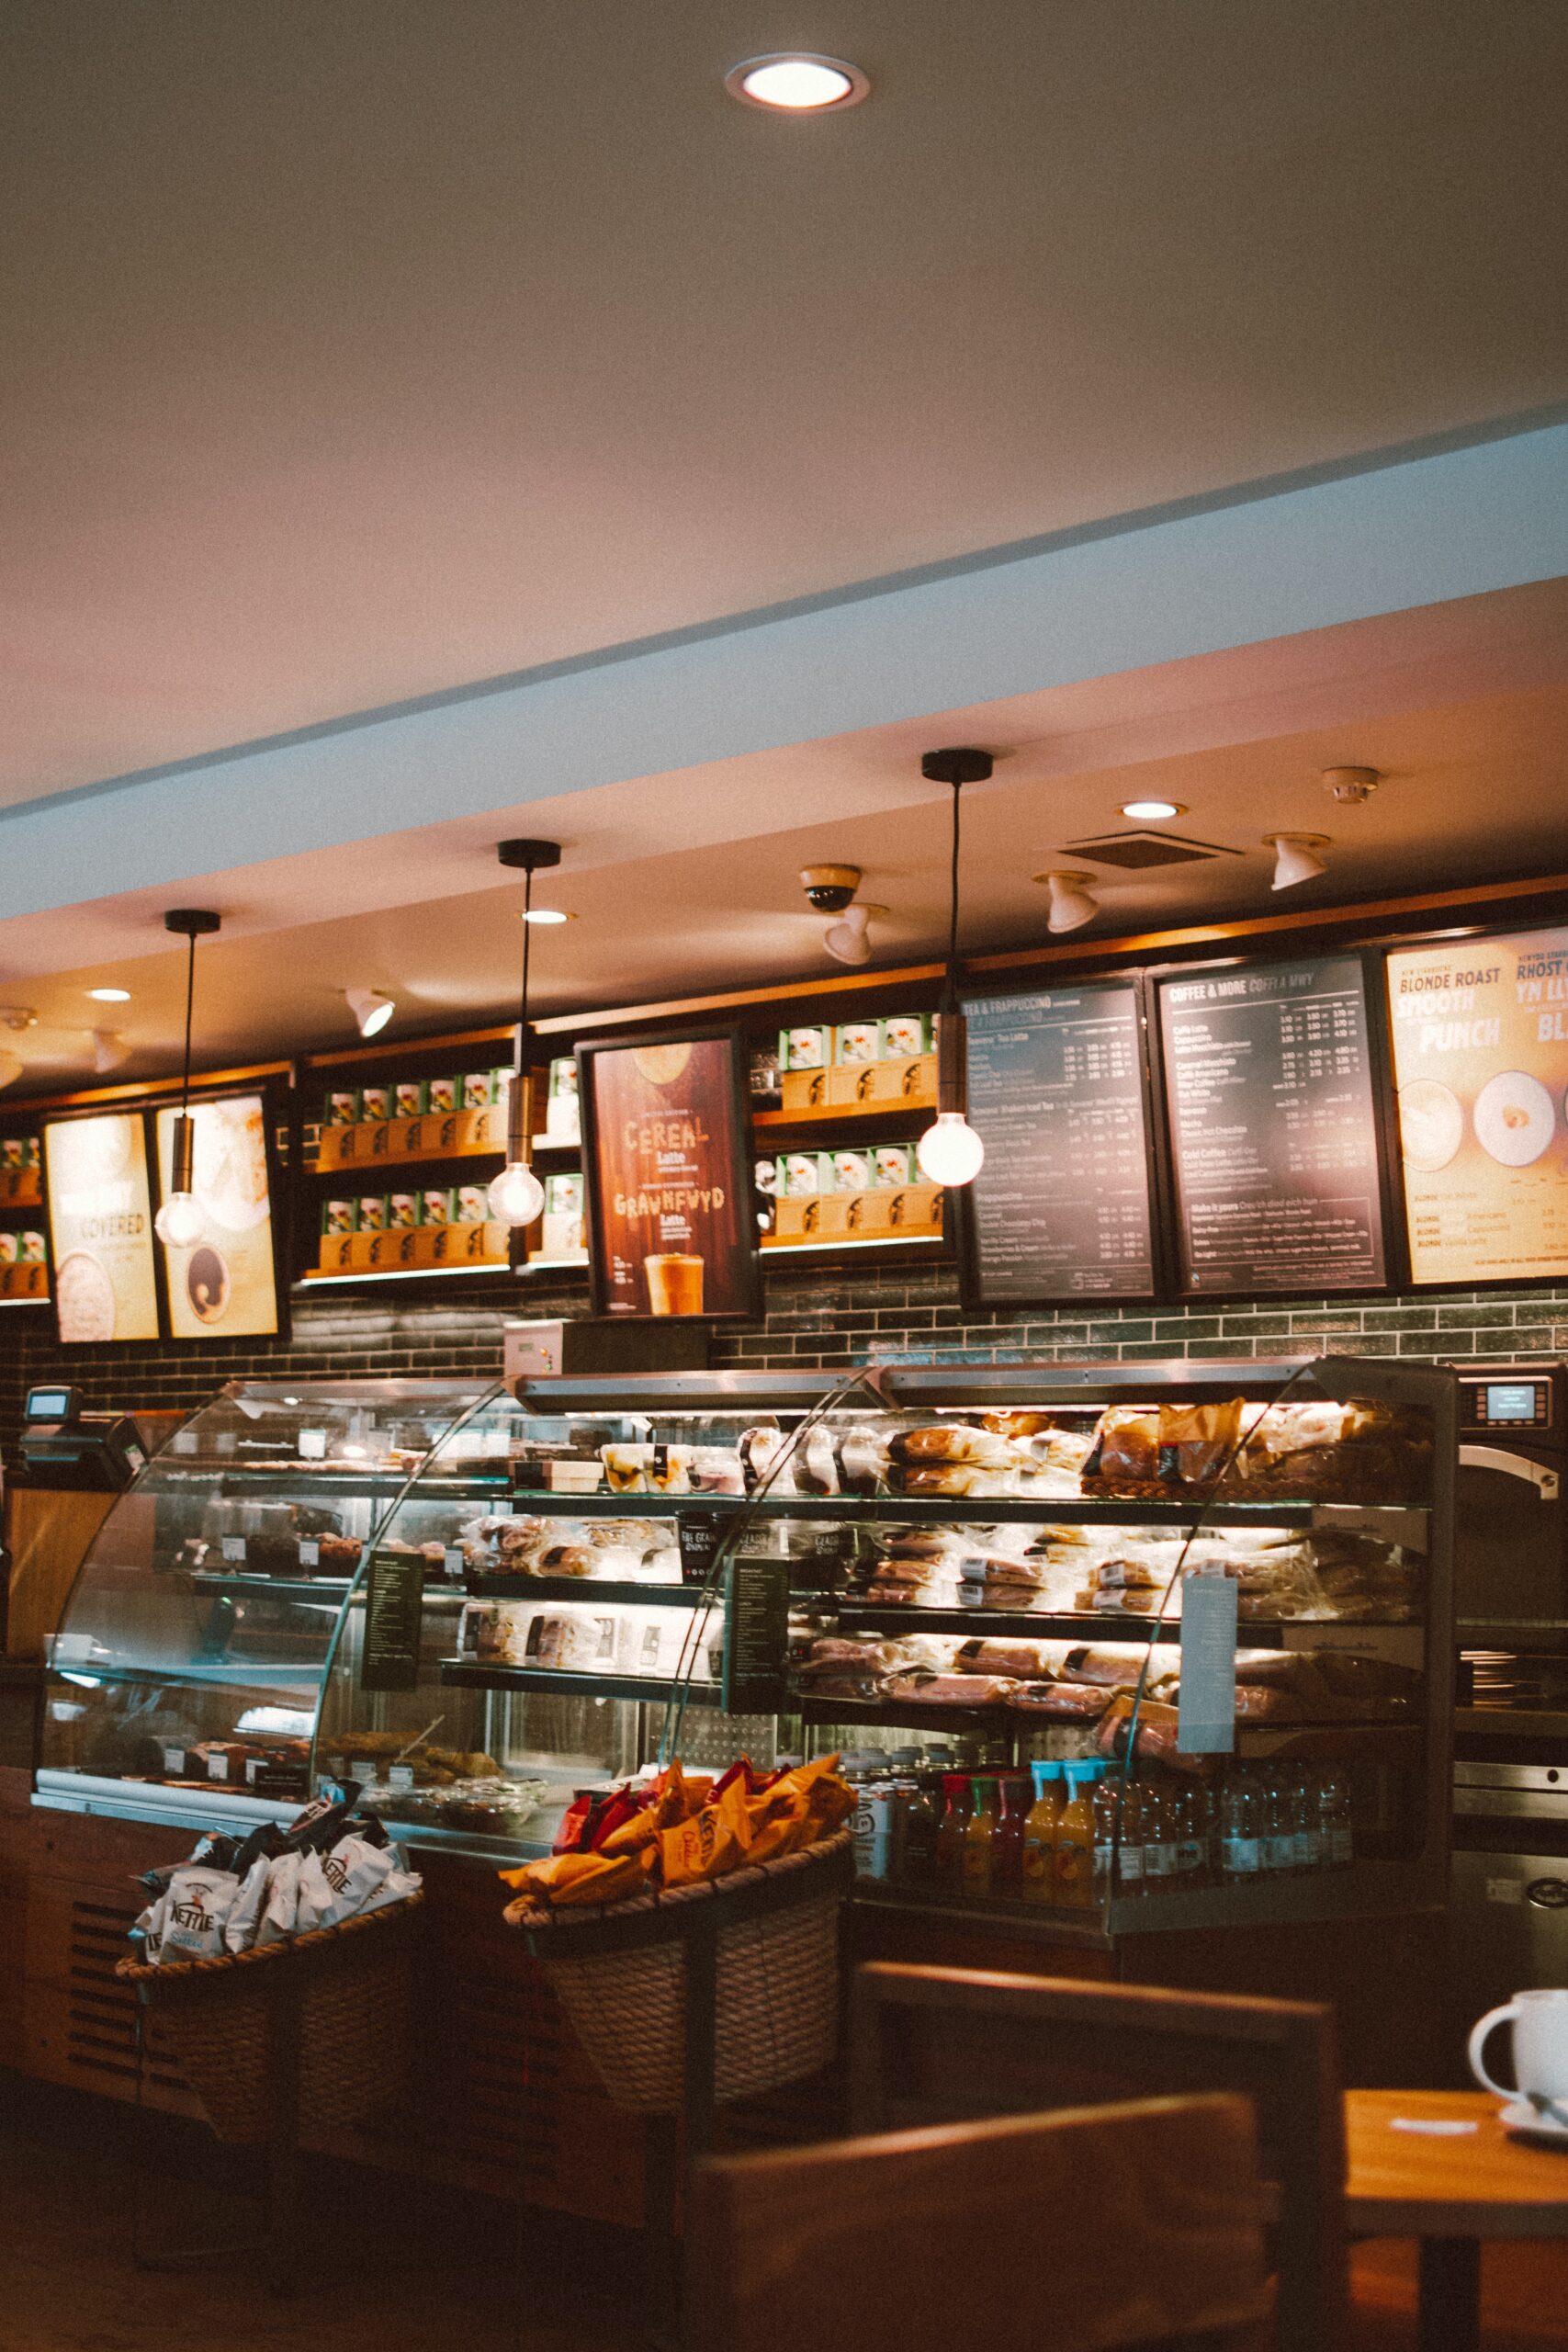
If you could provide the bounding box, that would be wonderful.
[488,840,561,1227]
[154,910,220,1250]
[824,903,872,967]
[1035,870,1100,934]
[1265,833,1330,889]
[92,1031,130,1075]
[916,749,991,1190]
[345,987,395,1039]
[0,1049,21,1091]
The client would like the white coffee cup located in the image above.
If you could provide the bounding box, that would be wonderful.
[1469,1986,1568,2105]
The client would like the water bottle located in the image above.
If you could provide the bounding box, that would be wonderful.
[1289,1765,1320,1873]
[1220,1767,1263,1883]
[1091,1767,1121,1906]
[1318,1767,1354,1869]
[1142,1781,1179,1892]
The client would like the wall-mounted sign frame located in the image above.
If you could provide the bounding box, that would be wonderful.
[955,978,1163,1309]
[153,1084,289,1340]
[41,1109,161,1343]
[1150,947,1399,1303]
[577,1024,761,1319]
[1386,922,1568,1291]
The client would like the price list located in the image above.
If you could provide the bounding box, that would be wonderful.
[963,985,1156,1302]
[1158,955,1386,1295]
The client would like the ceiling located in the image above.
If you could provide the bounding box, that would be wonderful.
[7,577,1568,1094]
[4,0,1567,806]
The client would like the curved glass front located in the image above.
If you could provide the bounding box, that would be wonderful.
[39,1378,499,1817]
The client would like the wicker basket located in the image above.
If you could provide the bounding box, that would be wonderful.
[508,1831,852,2114]
[115,1893,424,2146]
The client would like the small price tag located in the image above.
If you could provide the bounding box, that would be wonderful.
[299,1539,321,1569]
[299,1429,327,1461]
[206,1752,230,1781]
[162,1744,186,1775]
[389,1763,415,1792]
[221,1535,246,1564]
[444,1547,465,1582]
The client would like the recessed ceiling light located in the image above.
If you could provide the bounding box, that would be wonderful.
[87,987,130,1002]
[725,53,870,110]
[521,908,571,927]
[1119,799,1184,822]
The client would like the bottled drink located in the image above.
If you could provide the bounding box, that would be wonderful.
[935,1774,973,1888]
[962,1777,1000,1899]
[1054,1764,1096,1907]
[895,1775,940,1887]
[1221,1767,1264,1883]
[1117,1776,1147,1896]
[1091,1766,1122,1906]
[1289,1765,1320,1873]
[1168,1781,1208,1885]
[1021,1759,1064,1905]
[994,1774,1031,1895]
[1260,1769,1295,1874]
[1318,1767,1354,1869]
[1142,1779,1179,1892]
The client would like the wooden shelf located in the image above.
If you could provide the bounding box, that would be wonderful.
[0,1264,50,1301]
[314,1103,507,1171]
[0,1170,42,1209]
[754,1060,938,1127]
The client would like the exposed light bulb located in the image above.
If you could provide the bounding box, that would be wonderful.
[0,1048,21,1091]
[917,1111,985,1187]
[1036,870,1100,933]
[154,1190,205,1249]
[344,987,395,1038]
[1265,833,1330,890]
[487,1159,546,1227]
[92,1030,130,1075]
[824,903,871,966]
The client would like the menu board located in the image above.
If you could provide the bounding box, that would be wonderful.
[42,1113,159,1341]
[962,984,1156,1302]
[1388,925,1568,1284]
[1158,955,1387,1295]
[579,1028,760,1317]
[155,1093,280,1338]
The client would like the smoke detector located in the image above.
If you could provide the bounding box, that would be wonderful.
[1323,765,1380,806]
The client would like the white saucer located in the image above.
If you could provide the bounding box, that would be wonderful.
[1500,2098,1568,2143]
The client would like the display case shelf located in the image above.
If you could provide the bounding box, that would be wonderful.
[465,1576,716,1606]
[439,1659,723,1705]
[487,1489,1358,1525]
[830,1604,1302,1645]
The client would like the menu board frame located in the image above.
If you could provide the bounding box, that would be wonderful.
[1383,921,1568,1295]
[577,1023,761,1321]
[1148,945,1404,1306]
[152,1080,292,1341]
[40,1106,162,1344]
[953,976,1168,1311]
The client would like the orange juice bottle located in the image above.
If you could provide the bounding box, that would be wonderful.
[1054,1763,1096,1907]
[961,1777,999,1899]
[1021,1759,1064,1905]
[935,1774,973,1887]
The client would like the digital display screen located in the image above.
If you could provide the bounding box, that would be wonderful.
[1485,1383,1539,1422]
[25,1387,73,1421]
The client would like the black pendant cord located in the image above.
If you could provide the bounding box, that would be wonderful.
[178,929,196,1115]
[946,779,962,987]
[518,867,533,1062]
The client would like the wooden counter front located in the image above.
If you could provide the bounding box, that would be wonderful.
[5,1487,116,1659]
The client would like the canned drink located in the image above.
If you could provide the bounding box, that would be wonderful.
[856,1783,897,1882]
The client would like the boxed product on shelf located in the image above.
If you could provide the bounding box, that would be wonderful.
[394,1080,428,1117]
[322,1197,358,1236]
[422,1187,456,1226]
[464,1071,497,1108]
[456,1183,489,1224]
[539,1171,585,1259]
[1,1138,23,1169]
[427,1076,457,1114]
[327,1088,361,1125]
[19,1230,47,1264]
[359,1084,392,1121]
[544,1057,581,1142]
[357,1193,389,1231]
[834,1020,882,1064]
[389,1190,421,1228]
[0,1234,15,1263]
[880,1012,931,1058]
[780,1023,832,1070]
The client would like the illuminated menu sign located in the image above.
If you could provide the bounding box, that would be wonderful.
[962,984,1156,1302]
[1158,955,1387,1295]
[155,1094,280,1339]
[43,1113,159,1342]
[579,1029,760,1317]
[1388,925,1568,1284]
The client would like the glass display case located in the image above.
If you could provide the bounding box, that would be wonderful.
[38,1358,1455,1946]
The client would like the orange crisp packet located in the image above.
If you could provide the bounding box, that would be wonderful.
[501,1849,648,1914]
[659,1803,747,1888]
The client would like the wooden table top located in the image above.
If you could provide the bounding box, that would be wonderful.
[1346,2090,1568,2238]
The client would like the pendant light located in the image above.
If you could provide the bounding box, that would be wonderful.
[916,749,990,1189]
[153,910,220,1249]
[488,839,561,1226]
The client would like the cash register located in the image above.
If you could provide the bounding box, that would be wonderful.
[17,1385,148,1491]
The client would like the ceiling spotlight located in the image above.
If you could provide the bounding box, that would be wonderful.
[521,908,570,927]
[1323,765,1380,806]
[725,53,870,110]
[1119,799,1185,822]
[824,903,872,967]
[87,987,130,1003]
[0,1048,21,1091]
[1034,871,1100,933]
[1265,833,1330,889]
[344,987,395,1039]
[91,1031,130,1075]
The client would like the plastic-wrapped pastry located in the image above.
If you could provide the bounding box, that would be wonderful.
[1008,1679,1113,1719]
[739,1427,796,1495]
[881,1671,1020,1707]
[887,1425,1021,1469]
[1080,1408,1164,1493]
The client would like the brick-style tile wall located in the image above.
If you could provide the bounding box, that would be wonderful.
[5,1265,1568,1457]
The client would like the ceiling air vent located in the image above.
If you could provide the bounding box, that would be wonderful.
[1063,831,1243,870]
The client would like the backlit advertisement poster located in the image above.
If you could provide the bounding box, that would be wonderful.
[42,1113,159,1342]
[155,1093,281,1337]
[1388,926,1568,1285]
[579,1029,760,1317]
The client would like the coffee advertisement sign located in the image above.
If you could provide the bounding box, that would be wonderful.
[579,1028,760,1317]
[155,1093,281,1338]
[43,1112,160,1342]
[1388,924,1568,1285]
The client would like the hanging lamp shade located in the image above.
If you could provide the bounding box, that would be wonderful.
[914,748,990,1190]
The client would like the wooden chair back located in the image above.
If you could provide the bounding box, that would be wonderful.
[851,1962,1347,2352]
[685,2091,1272,2352]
